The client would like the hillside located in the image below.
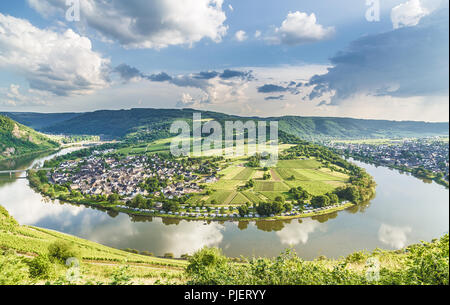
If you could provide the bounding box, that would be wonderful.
[0,115,59,160]
[0,204,186,284]
[1,203,448,285]
[1,109,448,141]
[0,112,80,130]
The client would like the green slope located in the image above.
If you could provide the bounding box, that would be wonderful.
[0,115,59,160]
[3,109,448,141]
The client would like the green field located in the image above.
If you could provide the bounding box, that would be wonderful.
[191,154,350,205]
[231,167,254,180]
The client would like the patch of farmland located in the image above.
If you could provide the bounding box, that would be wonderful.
[207,191,235,204]
[276,159,321,169]
[230,192,250,205]
[254,181,290,192]
[251,170,265,180]
[270,169,282,181]
[284,180,336,196]
[258,191,288,201]
[232,167,254,180]
[220,166,244,180]
[242,191,265,203]
[318,168,349,179]
[294,169,347,181]
[210,179,242,190]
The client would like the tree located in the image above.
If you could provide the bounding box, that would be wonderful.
[328,193,339,204]
[108,193,120,203]
[238,205,249,217]
[284,202,293,212]
[311,195,331,208]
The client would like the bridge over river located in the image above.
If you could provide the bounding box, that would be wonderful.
[0,168,53,178]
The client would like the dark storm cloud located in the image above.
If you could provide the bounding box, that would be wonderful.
[307,7,449,104]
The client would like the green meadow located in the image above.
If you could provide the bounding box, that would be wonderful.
[196,155,350,206]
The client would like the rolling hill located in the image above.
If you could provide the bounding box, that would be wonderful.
[1,109,448,141]
[0,115,59,160]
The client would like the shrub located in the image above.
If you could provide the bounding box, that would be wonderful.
[28,254,52,279]
[0,250,29,285]
[109,265,132,285]
[47,241,80,264]
[164,253,174,259]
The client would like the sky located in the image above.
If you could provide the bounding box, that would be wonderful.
[0,0,448,122]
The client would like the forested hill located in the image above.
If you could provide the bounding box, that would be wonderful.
[0,115,59,160]
[1,109,448,141]
[0,112,80,130]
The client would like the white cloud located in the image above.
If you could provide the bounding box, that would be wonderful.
[391,0,430,29]
[0,13,110,97]
[28,0,228,49]
[268,11,335,45]
[0,84,50,107]
[235,30,248,42]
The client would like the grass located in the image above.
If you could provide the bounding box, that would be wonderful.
[0,204,186,284]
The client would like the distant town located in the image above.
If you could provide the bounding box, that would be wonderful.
[326,137,449,185]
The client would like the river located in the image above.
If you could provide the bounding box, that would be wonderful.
[0,148,448,260]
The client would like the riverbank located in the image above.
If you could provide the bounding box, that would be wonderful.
[0,148,61,164]
[27,170,358,222]
[341,153,449,188]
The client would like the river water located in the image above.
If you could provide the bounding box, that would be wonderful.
[0,149,448,260]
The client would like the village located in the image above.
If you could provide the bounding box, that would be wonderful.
[327,138,449,182]
[47,151,215,201]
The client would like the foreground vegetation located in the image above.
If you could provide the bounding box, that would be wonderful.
[0,205,186,285]
[1,204,448,285]
[186,235,449,285]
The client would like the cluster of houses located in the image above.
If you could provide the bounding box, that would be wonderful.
[328,138,449,180]
[48,154,207,200]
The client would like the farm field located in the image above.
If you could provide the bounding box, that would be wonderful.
[189,154,350,205]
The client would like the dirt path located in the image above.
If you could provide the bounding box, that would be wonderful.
[270,169,282,181]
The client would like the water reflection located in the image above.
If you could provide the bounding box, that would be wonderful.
[276,218,326,246]
[0,151,448,259]
[378,224,412,249]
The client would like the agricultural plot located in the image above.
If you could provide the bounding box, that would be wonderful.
[210,179,242,191]
[258,191,290,201]
[220,166,245,180]
[230,192,250,205]
[206,191,235,204]
[242,191,265,203]
[293,169,348,182]
[254,181,290,192]
[276,159,321,169]
[232,168,254,180]
[205,155,349,205]
[284,180,337,196]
